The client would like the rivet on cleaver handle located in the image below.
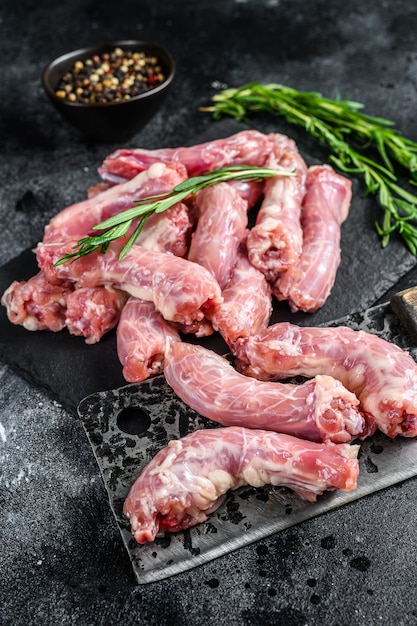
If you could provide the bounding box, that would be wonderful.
[390,286,417,344]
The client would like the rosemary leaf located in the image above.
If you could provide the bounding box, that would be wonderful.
[202,81,417,253]
[55,165,287,265]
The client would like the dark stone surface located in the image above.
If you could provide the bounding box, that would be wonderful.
[2,0,417,624]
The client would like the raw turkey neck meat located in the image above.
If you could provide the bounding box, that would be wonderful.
[76,285,417,584]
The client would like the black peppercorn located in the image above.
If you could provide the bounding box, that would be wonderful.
[55,47,166,104]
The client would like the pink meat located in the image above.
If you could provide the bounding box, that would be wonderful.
[2,162,191,341]
[227,179,264,208]
[43,162,188,244]
[87,181,115,199]
[210,247,272,349]
[117,297,180,382]
[0,269,129,342]
[135,202,192,258]
[1,271,72,332]
[171,317,214,338]
[235,322,417,439]
[273,165,352,312]
[37,241,223,327]
[246,134,307,279]
[163,341,364,443]
[188,182,248,288]
[98,130,274,182]
[65,286,128,344]
[123,425,360,543]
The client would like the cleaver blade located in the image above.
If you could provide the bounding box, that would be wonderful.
[77,293,417,585]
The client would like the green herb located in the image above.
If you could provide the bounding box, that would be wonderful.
[55,164,289,265]
[201,82,417,254]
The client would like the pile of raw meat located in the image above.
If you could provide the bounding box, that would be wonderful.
[3,130,417,544]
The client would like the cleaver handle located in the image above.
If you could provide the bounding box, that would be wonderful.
[390,286,417,344]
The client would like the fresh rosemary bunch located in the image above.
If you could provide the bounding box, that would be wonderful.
[55,165,288,265]
[202,82,417,253]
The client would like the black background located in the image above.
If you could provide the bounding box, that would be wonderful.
[2,1,417,624]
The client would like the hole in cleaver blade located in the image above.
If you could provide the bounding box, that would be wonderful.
[77,300,417,585]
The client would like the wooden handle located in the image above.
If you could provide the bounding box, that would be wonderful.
[390,286,417,344]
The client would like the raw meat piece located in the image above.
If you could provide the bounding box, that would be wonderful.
[65,286,128,344]
[87,181,115,199]
[98,130,274,182]
[1,270,128,342]
[117,297,180,382]
[135,202,192,258]
[228,179,264,208]
[163,341,364,443]
[43,161,188,244]
[246,134,307,279]
[37,241,223,327]
[1,271,72,332]
[273,165,352,312]
[1,270,129,343]
[210,246,272,348]
[2,163,191,341]
[171,317,214,338]
[123,426,360,543]
[235,322,417,438]
[188,182,248,288]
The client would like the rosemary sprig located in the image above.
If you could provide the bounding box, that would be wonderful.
[201,82,417,253]
[55,165,289,265]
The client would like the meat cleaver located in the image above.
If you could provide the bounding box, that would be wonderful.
[77,288,417,584]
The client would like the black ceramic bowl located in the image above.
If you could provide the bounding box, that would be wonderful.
[41,40,175,142]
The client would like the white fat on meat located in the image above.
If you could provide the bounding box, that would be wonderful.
[98,130,274,181]
[123,426,360,543]
[235,321,417,438]
[163,340,364,443]
[36,241,223,327]
[116,297,180,382]
[246,134,307,279]
[188,182,248,289]
[273,165,352,312]
[210,245,272,349]
[43,161,188,244]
